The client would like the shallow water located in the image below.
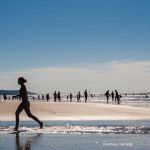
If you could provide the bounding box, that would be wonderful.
[0,133,150,150]
[0,120,150,149]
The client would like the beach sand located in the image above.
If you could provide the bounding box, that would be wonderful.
[0,101,150,121]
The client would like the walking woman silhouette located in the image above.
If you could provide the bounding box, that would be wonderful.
[14,77,43,131]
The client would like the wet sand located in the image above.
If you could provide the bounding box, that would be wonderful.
[0,101,150,121]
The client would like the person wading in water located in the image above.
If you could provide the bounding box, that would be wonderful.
[13,77,43,131]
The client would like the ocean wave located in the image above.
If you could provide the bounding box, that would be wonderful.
[0,125,150,135]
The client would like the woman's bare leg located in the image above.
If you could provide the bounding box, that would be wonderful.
[15,103,24,130]
[24,106,43,128]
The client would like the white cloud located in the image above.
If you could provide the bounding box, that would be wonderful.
[0,60,150,94]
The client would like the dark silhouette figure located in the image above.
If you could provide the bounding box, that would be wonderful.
[115,90,121,104]
[58,91,61,102]
[111,91,115,103]
[46,93,50,102]
[84,90,88,103]
[70,93,73,102]
[38,95,40,100]
[42,94,44,100]
[104,90,110,104]
[77,92,81,102]
[53,91,57,102]
[13,77,43,131]
[3,93,7,101]
[15,133,42,150]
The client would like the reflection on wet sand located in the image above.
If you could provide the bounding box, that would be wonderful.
[15,133,42,150]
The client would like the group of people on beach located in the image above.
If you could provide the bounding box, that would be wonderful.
[36,90,88,103]
[75,90,88,103]
[55,90,88,103]
[1,90,122,104]
[104,90,122,104]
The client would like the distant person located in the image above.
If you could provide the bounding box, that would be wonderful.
[53,91,57,102]
[77,92,81,102]
[104,90,110,104]
[58,91,61,102]
[42,94,44,100]
[38,95,40,100]
[84,90,88,103]
[115,90,118,104]
[46,93,50,102]
[115,90,121,104]
[3,93,7,101]
[146,94,148,98]
[70,93,73,102]
[13,77,43,131]
[111,91,115,103]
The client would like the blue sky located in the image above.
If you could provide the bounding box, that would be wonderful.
[0,0,150,92]
[0,0,150,71]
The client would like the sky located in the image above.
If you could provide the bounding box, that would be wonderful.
[0,0,150,93]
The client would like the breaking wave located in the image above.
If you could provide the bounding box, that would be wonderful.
[1,125,150,134]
